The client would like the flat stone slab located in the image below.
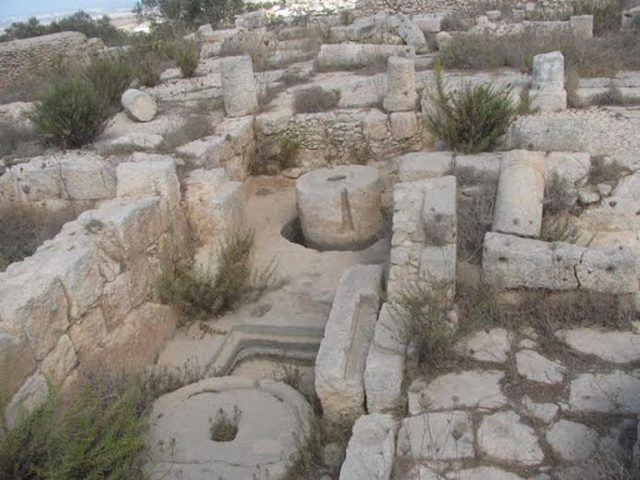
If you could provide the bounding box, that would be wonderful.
[557,328,640,364]
[546,419,598,461]
[477,410,544,465]
[515,349,566,385]
[410,370,507,412]
[569,372,640,414]
[397,412,475,461]
[145,377,311,480]
[455,328,512,363]
[446,467,525,480]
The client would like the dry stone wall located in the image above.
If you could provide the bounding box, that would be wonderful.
[0,156,188,434]
[0,32,103,94]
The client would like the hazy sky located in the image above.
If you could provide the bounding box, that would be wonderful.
[0,0,137,21]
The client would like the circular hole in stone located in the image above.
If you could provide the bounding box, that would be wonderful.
[281,217,307,247]
[326,174,347,182]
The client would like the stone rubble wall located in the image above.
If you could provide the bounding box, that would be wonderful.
[0,156,189,434]
[0,31,103,94]
[355,0,573,15]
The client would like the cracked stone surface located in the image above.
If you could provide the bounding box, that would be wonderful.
[477,410,544,466]
[515,349,566,384]
[455,328,512,363]
[569,372,640,414]
[546,420,598,461]
[557,328,640,364]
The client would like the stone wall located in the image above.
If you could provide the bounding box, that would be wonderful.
[0,31,103,94]
[0,156,188,433]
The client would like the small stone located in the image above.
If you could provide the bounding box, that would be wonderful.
[515,349,565,385]
[546,420,598,461]
[121,89,158,122]
[477,410,544,465]
[577,188,600,204]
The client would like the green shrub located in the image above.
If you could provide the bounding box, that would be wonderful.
[83,55,132,106]
[0,380,147,480]
[424,64,516,154]
[30,75,110,148]
[134,0,244,30]
[157,230,279,319]
[172,40,201,78]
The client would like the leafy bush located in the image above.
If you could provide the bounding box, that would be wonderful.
[83,55,132,106]
[171,40,201,78]
[157,230,279,319]
[0,11,129,46]
[134,0,245,30]
[30,75,110,148]
[0,380,147,480]
[293,87,341,113]
[424,64,516,153]
[0,204,76,271]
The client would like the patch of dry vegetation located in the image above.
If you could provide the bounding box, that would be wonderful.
[293,86,341,114]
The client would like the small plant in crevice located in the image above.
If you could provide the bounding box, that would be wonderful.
[278,137,301,170]
[293,87,341,114]
[209,406,241,442]
[171,39,201,78]
[156,230,281,320]
[424,63,516,154]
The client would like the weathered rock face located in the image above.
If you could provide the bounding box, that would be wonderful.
[296,165,383,250]
[121,89,158,122]
[0,156,187,430]
[339,413,397,480]
[383,56,417,113]
[492,150,546,238]
[146,377,311,480]
[0,32,103,94]
[220,56,258,117]
[315,264,383,422]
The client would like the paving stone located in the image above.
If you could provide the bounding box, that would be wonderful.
[546,419,598,461]
[477,410,544,466]
[522,395,559,424]
[515,349,566,385]
[413,370,507,412]
[397,412,475,461]
[446,467,525,480]
[455,328,512,363]
[557,328,640,364]
[569,372,640,414]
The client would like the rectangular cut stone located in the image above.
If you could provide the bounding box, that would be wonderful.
[317,43,415,71]
[397,412,475,460]
[576,246,639,294]
[397,151,453,182]
[116,157,180,208]
[315,264,383,422]
[509,117,590,152]
[339,413,397,480]
[483,232,583,290]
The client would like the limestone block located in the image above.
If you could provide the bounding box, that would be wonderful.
[296,166,383,250]
[421,175,457,245]
[570,15,593,39]
[69,307,108,364]
[509,117,590,152]
[482,232,583,290]
[477,410,544,465]
[546,420,598,461]
[235,9,267,29]
[397,151,452,181]
[412,14,442,33]
[0,332,36,400]
[316,43,415,71]
[116,157,180,208]
[622,6,640,30]
[569,372,640,413]
[4,373,48,430]
[389,111,418,140]
[121,88,158,122]
[220,56,258,117]
[389,13,428,53]
[58,152,116,200]
[515,349,566,384]
[435,31,453,50]
[452,152,502,181]
[576,246,639,294]
[364,347,404,413]
[397,411,475,460]
[339,413,396,480]
[530,88,567,112]
[146,377,311,480]
[315,265,383,422]
[383,56,417,112]
[531,51,564,91]
[183,168,244,245]
[493,150,546,238]
[255,106,294,136]
[104,133,164,151]
[449,468,525,480]
[545,152,590,191]
[557,328,640,364]
[454,328,512,363]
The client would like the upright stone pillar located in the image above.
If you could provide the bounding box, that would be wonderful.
[493,150,546,238]
[383,56,417,113]
[220,55,258,117]
[529,51,567,112]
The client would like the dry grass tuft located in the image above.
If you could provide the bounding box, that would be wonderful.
[293,87,341,114]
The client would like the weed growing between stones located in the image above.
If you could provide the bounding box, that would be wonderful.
[171,40,201,78]
[0,204,76,271]
[423,64,516,154]
[209,406,241,442]
[456,175,497,263]
[0,124,46,162]
[293,87,341,114]
[157,230,281,320]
